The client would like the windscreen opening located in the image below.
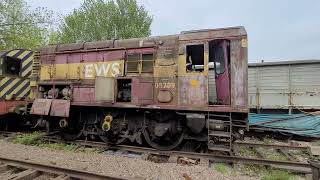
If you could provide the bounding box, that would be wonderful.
[186,44,204,72]
[2,56,21,76]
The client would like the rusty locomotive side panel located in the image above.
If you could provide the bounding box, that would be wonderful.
[179,76,207,107]
[33,26,248,114]
[230,39,248,108]
[31,26,249,152]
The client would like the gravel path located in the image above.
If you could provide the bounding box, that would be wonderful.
[0,140,257,180]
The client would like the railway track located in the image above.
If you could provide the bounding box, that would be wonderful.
[234,141,310,151]
[0,131,16,138]
[2,132,320,179]
[40,135,320,180]
[0,156,127,180]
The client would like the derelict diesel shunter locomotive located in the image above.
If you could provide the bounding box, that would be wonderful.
[30,26,248,151]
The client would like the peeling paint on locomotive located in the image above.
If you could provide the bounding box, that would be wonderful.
[31,26,249,151]
[34,27,248,113]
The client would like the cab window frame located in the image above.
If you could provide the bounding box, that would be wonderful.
[185,43,205,72]
[126,54,140,73]
[126,52,154,74]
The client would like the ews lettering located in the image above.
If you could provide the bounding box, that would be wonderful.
[84,62,121,78]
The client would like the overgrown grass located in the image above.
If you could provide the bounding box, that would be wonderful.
[38,143,76,151]
[240,165,300,180]
[266,153,288,161]
[11,132,79,152]
[237,146,258,157]
[242,164,267,176]
[214,163,229,175]
[261,169,298,180]
[12,132,43,145]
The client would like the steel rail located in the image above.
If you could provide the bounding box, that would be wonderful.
[234,142,310,151]
[0,131,15,136]
[41,136,315,172]
[0,156,129,180]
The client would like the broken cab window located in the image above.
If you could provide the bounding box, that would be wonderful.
[2,56,21,76]
[186,44,204,72]
[141,54,154,73]
[214,46,225,74]
[127,54,140,73]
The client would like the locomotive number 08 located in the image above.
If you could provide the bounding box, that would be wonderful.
[154,82,175,89]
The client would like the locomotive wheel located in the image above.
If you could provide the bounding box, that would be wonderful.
[95,124,109,143]
[60,115,84,141]
[60,124,84,141]
[143,128,185,151]
[99,134,109,143]
[61,128,83,141]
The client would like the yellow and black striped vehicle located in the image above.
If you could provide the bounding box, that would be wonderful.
[0,49,37,130]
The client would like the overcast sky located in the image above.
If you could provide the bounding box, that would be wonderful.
[28,0,320,62]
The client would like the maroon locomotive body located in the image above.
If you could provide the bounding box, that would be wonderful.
[31,26,248,151]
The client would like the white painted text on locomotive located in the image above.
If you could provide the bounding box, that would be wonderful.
[84,62,121,78]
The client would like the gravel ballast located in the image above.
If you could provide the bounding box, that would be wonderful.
[0,140,258,180]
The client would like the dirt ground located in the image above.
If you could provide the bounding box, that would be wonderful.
[0,139,257,180]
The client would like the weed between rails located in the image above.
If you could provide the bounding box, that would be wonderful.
[12,132,97,152]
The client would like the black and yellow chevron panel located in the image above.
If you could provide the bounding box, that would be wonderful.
[0,77,30,99]
[0,49,33,100]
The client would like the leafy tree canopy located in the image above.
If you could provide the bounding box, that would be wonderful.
[0,0,55,51]
[56,0,153,44]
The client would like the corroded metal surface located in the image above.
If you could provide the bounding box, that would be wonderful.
[179,76,207,107]
[30,99,52,115]
[72,87,95,103]
[231,39,248,107]
[95,77,115,102]
[0,101,26,115]
[132,77,153,105]
[50,99,70,117]
[36,26,248,115]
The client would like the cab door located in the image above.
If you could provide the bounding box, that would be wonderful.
[209,40,230,105]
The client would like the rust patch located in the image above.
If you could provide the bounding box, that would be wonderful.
[132,77,153,105]
[0,101,26,115]
[72,87,95,103]
[30,99,52,115]
[154,64,177,77]
[50,99,70,117]
[179,76,207,107]
[157,90,172,103]
[154,77,177,105]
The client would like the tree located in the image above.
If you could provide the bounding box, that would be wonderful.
[57,0,153,43]
[0,0,54,51]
